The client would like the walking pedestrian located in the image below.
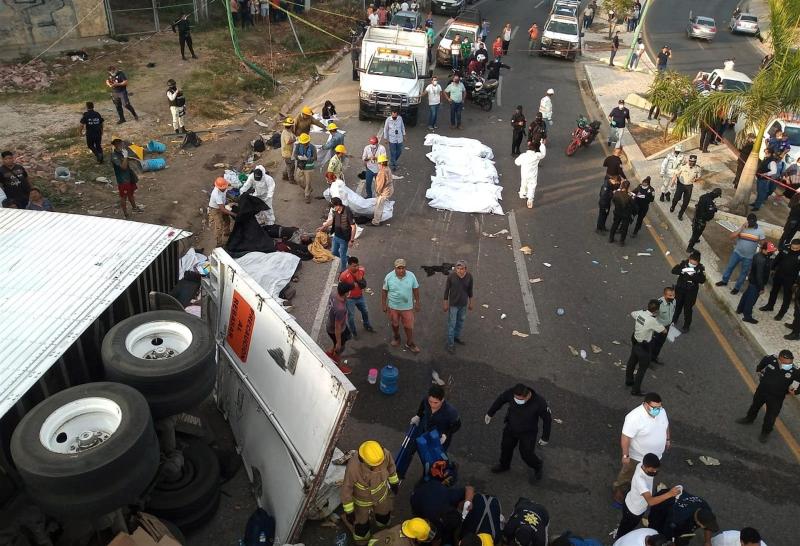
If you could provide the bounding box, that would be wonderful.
[615,454,680,539]
[171,14,197,60]
[711,528,766,546]
[362,136,385,198]
[292,133,317,203]
[383,110,406,169]
[382,258,421,352]
[671,251,705,332]
[658,145,684,202]
[372,154,394,226]
[648,490,719,546]
[626,301,667,395]
[409,384,462,451]
[527,23,539,55]
[318,197,356,273]
[106,65,138,124]
[527,112,547,145]
[326,281,354,371]
[503,498,549,546]
[166,79,187,134]
[111,138,143,219]
[501,23,512,55]
[538,89,554,126]
[736,241,775,324]
[340,257,375,338]
[650,287,675,365]
[760,238,800,320]
[686,188,722,252]
[628,38,645,70]
[670,154,701,220]
[424,76,442,130]
[207,177,234,246]
[443,260,473,353]
[515,139,546,209]
[280,117,296,183]
[492,35,503,58]
[609,179,634,245]
[609,31,620,66]
[444,75,466,130]
[604,147,626,179]
[480,19,490,43]
[631,176,655,238]
[612,393,670,504]
[655,45,671,71]
[79,102,104,164]
[485,383,551,483]
[597,175,621,232]
[608,99,630,147]
[716,213,766,294]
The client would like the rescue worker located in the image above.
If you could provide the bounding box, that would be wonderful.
[240,165,275,226]
[409,384,462,452]
[280,117,296,183]
[166,79,187,134]
[658,145,684,202]
[515,139,546,209]
[736,350,798,442]
[320,122,346,172]
[597,175,621,233]
[609,179,634,246]
[760,238,800,320]
[671,251,706,332]
[369,518,434,546]
[292,105,326,136]
[686,188,722,252]
[485,383,552,483]
[626,300,668,396]
[342,440,400,544]
[503,498,550,546]
[630,176,655,238]
[327,144,347,183]
[372,154,393,226]
[208,177,235,247]
[511,105,526,156]
[670,154,701,221]
[292,133,317,203]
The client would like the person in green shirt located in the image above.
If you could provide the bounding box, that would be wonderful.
[460,37,472,65]
[444,75,466,129]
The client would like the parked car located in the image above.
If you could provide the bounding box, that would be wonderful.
[695,66,753,91]
[431,0,465,16]
[390,10,423,30]
[551,0,579,17]
[687,14,717,41]
[730,12,760,35]
[436,20,480,66]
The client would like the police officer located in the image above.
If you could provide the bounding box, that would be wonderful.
[760,238,800,320]
[670,154,701,220]
[171,14,197,60]
[626,300,668,396]
[785,280,800,340]
[736,350,799,442]
[484,383,552,482]
[631,175,655,238]
[511,105,526,156]
[486,56,510,80]
[687,188,722,252]
[79,101,104,164]
[671,251,706,332]
[503,498,550,546]
[596,174,621,233]
[658,144,684,202]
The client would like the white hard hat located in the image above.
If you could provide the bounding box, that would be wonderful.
[546,88,554,94]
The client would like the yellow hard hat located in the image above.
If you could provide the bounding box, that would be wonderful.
[358,440,385,466]
[401,518,432,542]
[478,534,493,546]
[327,122,338,131]
[302,106,313,115]
[335,144,347,154]
[282,117,295,126]
[298,133,311,144]
[377,154,389,163]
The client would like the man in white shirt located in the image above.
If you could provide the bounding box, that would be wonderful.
[361,136,385,198]
[424,76,442,130]
[240,165,275,225]
[616,454,681,539]
[613,529,671,546]
[368,10,379,26]
[383,110,406,170]
[712,528,767,546]
[612,393,670,504]
[627,37,645,71]
[538,88,554,126]
[626,300,668,395]
[208,176,235,247]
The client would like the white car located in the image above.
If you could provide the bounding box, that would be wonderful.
[758,116,800,160]
[436,21,479,66]
[730,13,760,35]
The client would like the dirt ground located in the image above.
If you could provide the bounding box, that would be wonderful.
[627,122,681,157]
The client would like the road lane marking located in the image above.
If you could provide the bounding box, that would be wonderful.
[507,210,541,334]
[497,75,503,107]
[511,25,519,40]
[311,261,340,342]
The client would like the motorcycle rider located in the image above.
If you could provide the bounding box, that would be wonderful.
[659,144,685,202]
[485,56,511,81]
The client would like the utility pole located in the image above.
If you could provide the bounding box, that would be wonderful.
[305,0,311,12]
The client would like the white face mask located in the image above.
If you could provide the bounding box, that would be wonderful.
[513,397,526,405]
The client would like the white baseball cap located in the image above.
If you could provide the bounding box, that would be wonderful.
[546,88,554,95]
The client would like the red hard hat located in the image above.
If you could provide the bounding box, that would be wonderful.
[369,135,379,144]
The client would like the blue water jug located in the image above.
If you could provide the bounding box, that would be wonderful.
[141,158,166,171]
[379,365,398,395]
[146,140,167,153]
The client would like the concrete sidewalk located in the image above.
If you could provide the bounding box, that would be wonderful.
[581,61,797,356]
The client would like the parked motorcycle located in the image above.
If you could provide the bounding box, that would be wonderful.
[565,115,601,156]
[470,79,498,111]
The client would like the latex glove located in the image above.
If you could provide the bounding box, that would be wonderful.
[461,500,472,519]
[440,434,447,445]
[538,439,548,447]
[121,149,129,158]
[484,414,492,425]
[410,415,420,426]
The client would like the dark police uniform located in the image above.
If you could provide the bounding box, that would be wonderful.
[648,490,716,546]
[108,70,138,123]
[171,17,197,60]
[671,259,706,330]
[503,498,549,546]
[511,110,526,155]
[80,108,104,163]
[631,182,655,237]
[596,176,620,232]
[609,188,634,244]
[486,386,551,475]
[762,245,800,318]
[740,355,799,434]
[687,190,719,251]
[0,162,31,208]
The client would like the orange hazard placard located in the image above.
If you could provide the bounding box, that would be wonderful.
[227,290,255,363]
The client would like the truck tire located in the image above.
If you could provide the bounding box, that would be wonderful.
[10,382,160,519]
[146,440,221,532]
[358,107,368,121]
[102,311,215,418]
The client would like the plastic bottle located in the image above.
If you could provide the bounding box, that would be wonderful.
[379,364,399,395]
[367,368,378,384]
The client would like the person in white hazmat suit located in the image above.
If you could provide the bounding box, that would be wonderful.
[240,165,275,225]
[515,139,546,209]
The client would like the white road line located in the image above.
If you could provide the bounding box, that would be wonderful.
[311,260,340,342]
[497,75,503,107]
[534,0,545,7]
[511,25,519,40]
[507,210,541,334]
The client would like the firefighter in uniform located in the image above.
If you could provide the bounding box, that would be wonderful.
[369,518,434,546]
[736,350,799,442]
[658,144,685,201]
[687,188,721,252]
[670,154,701,220]
[342,440,400,544]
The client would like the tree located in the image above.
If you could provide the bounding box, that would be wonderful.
[646,71,697,140]
[601,0,634,38]
[672,0,800,212]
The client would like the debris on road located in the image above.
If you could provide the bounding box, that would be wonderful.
[482,229,509,238]
[529,278,543,284]
[580,349,587,360]
[591,344,602,353]
[686,459,694,466]
[699,456,720,466]
[520,245,533,255]
[556,308,565,315]
[637,252,652,257]
[553,418,563,424]
[512,330,529,338]
[431,370,446,386]
[0,60,54,93]
[254,119,270,128]
[500,313,507,320]
[543,262,552,267]
[592,260,600,265]
[482,304,489,308]
[568,345,580,357]
[612,340,621,345]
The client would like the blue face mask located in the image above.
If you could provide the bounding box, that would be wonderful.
[647,406,662,417]
[781,364,794,371]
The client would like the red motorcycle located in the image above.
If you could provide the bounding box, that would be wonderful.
[565,115,602,156]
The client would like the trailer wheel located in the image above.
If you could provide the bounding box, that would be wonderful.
[102,311,215,417]
[10,383,159,519]
[146,439,221,532]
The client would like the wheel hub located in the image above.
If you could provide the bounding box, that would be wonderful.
[143,344,180,360]
[70,430,111,452]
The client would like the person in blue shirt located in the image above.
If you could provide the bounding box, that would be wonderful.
[410,385,462,451]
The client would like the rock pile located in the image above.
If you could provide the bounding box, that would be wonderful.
[0,60,53,93]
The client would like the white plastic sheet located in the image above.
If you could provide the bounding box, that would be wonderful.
[323,180,395,220]
[235,251,301,303]
[423,134,494,159]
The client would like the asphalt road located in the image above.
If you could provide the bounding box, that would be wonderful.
[192,2,800,544]
[642,0,764,77]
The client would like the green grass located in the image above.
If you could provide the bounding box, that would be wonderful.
[36,68,112,105]
[44,128,81,152]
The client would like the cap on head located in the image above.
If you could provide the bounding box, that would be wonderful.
[298,133,311,144]
[214,177,229,190]
[358,440,385,466]
[394,258,407,268]
[546,88,554,95]
[456,259,467,268]
[675,144,683,152]
[689,154,697,161]
[619,99,625,105]
[301,106,313,115]
[401,518,432,542]
[327,122,338,131]
[282,117,295,126]
[369,135,378,144]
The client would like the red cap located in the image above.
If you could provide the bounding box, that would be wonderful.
[369,136,379,144]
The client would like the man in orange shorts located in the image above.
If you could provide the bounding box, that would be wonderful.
[382,258,421,353]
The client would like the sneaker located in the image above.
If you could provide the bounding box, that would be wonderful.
[743,317,759,324]
[659,193,665,202]
[758,305,773,312]
[527,199,533,209]
[664,192,671,201]
[490,464,510,473]
[774,313,785,321]
[785,322,795,329]
[715,281,728,287]
[784,332,800,340]
[730,288,740,295]
[116,119,126,125]
[454,338,465,345]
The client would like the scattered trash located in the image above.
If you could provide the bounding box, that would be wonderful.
[579,349,587,360]
[568,345,579,356]
[529,278,543,284]
[86,209,103,215]
[637,252,652,257]
[553,418,563,424]
[612,340,621,345]
[172,201,178,204]
[556,308,565,315]
[392,174,404,180]
[254,119,270,127]
[482,304,489,308]
[480,315,485,319]
[646,248,654,252]
[686,459,694,466]
[482,229,509,238]
[520,246,533,255]
[95,176,111,184]
[591,260,600,265]
[431,370,446,386]
[431,237,438,242]
[500,313,507,320]
[665,251,671,256]
[543,262,552,267]
[591,344,602,353]
[512,330,529,338]
[622,255,629,260]
[54,166,71,180]
[699,456,720,466]
[365,288,375,295]
[677,370,684,374]
[213,162,227,168]
[0,60,54,93]
[74,180,85,185]
[613,360,622,367]
[620,270,629,274]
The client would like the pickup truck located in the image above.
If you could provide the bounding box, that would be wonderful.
[0,209,355,544]
[694,65,753,92]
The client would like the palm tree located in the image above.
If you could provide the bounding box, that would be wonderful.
[671,0,800,212]
[645,71,696,140]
